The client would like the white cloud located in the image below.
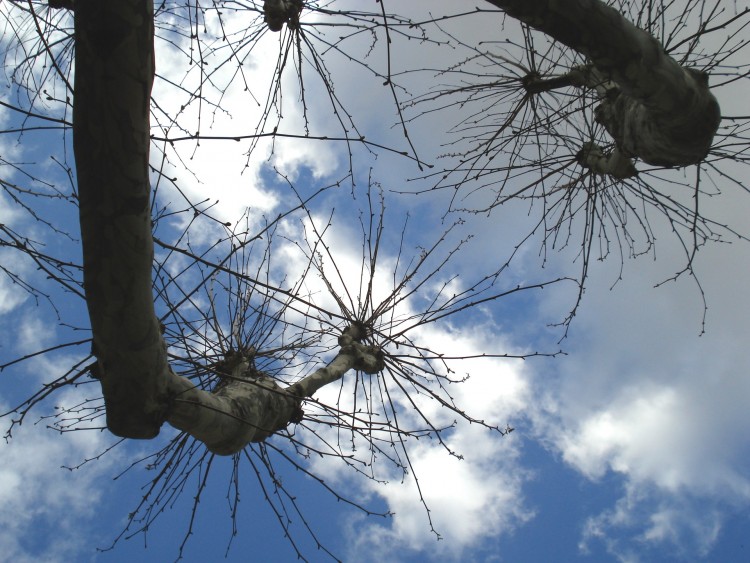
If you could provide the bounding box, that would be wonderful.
[343,432,532,562]
[149,13,343,230]
[0,386,122,563]
[528,193,750,559]
[0,110,31,315]
[558,377,750,496]
[1,301,121,561]
[579,483,725,562]
[15,313,57,354]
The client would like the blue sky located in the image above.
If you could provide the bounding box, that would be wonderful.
[2,1,750,562]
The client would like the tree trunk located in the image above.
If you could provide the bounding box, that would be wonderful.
[73,0,383,454]
[74,0,166,439]
[485,0,721,167]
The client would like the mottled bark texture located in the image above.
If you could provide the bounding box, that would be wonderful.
[73,0,383,454]
[487,0,721,167]
[169,326,384,456]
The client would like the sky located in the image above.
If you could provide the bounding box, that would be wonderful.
[1,1,750,562]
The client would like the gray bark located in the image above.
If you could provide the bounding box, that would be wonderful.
[73,0,383,455]
[166,360,301,456]
[75,0,167,439]
[486,0,721,167]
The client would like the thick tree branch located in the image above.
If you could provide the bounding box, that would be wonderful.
[166,329,385,455]
[165,327,384,455]
[74,0,166,438]
[166,359,300,455]
[486,0,721,167]
[286,326,385,399]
